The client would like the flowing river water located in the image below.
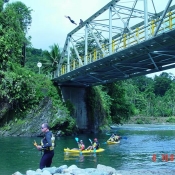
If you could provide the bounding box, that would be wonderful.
[1,124,175,175]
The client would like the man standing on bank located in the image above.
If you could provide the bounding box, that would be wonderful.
[36,123,55,169]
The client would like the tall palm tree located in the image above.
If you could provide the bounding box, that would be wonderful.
[42,44,61,73]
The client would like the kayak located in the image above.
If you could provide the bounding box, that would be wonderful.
[64,148,105,153]
[107,140,120,145]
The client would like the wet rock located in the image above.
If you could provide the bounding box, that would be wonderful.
[13,164,119,175]
[97,164,117,174]
[12,171,23,175]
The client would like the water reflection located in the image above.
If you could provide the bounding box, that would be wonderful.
[64,152,97,163]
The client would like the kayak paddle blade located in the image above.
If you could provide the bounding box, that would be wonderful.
[75,137,79,142]
[89,138,92,144]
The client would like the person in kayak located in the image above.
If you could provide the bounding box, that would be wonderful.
[108,134,115,141]
[35,123,55,169]
[78,140,85,150]
[114,134,121,141]
[72,140,85,150]
[86,138,100,150]
[108,134,120,142]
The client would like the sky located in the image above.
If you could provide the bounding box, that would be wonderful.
[10,0,111,50]
[9,0,175,77]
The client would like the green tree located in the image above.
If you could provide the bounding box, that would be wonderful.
[25,47,44,73]
[154,72,172,96]
[132,75,154,92]
[42,44,61,73]
[142,85,155,116]
[86,86,112,130]
[105,82,134,124]
[164,82,175,116]
[0,1,76,134]
[5,1,32,33]
[0,1,32,68]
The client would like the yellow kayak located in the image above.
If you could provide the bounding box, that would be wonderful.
[64,148,105,153]
[107,140,120,145]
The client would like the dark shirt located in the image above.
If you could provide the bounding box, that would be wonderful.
[41,131,52,150]
[93,141,100,149]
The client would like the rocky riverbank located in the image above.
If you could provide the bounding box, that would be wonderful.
[12,164,175,175]
[12,164,119,175]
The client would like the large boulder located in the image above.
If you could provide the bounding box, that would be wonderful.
[97,164,117,174]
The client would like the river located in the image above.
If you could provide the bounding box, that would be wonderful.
[1,124,175,175]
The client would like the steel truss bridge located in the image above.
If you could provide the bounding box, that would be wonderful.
[52,0,175,87]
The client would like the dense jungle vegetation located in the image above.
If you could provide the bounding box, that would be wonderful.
[1,0,175,135]
[0,0,75,134]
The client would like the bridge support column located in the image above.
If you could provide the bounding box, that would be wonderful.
[60,86,87,130]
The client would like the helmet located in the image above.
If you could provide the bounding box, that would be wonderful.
[94,138,97,141]
[80,140,83,142]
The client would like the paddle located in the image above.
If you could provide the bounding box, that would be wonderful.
[89,138,92,145]
[75,137,79,142]
[75,137,82,155]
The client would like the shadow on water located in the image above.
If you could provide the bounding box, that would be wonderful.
[1,124,175,174]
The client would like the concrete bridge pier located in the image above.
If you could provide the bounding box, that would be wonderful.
[60,86,87,130]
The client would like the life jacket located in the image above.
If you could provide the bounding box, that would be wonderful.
[41,133,55,151]
[78,143,85,150]
[50,134,55,150]
[93,141,99,149]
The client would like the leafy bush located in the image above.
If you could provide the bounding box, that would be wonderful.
[166,117,175,123]
[0,62,71,123]
[136,118,144,124]
[50,116,77,135]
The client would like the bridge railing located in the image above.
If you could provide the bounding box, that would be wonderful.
[56,9,175,77]
[110,11,175,53]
